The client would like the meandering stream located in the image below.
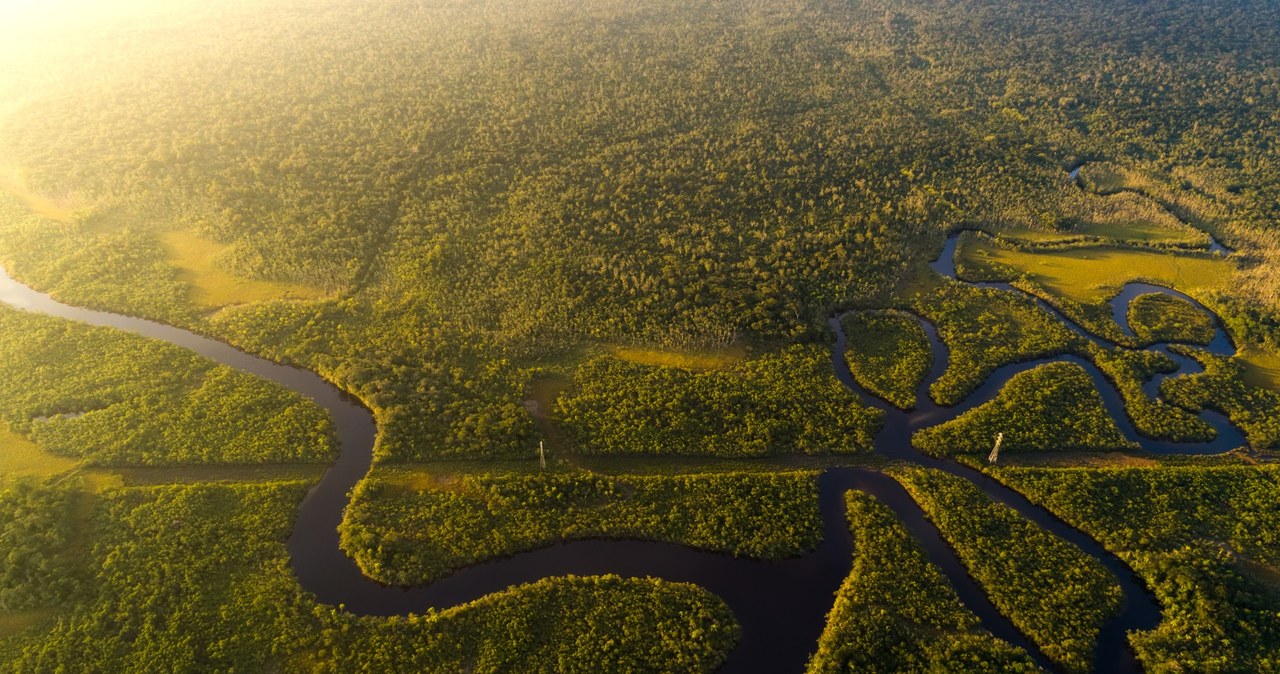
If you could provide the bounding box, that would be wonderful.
[0,226,1247,673]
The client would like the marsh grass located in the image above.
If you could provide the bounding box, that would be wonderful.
[161,230,327,308]
[958,235,1231,304]
[0,423,79,481]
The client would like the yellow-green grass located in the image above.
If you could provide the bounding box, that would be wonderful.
[1001,219,1203,247]
[99,464,325,487]
[0,168,76,224]
[959,235,1232,304]
[0,423,80,481]
[160,230,328,308]
[1239,347,1280,393]
[1075,217,1204,246]
[0,607,57,638]
[1080,163,1132,194]
[609,343,747,371]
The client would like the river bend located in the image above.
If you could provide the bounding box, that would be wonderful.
[0,229,1248,673]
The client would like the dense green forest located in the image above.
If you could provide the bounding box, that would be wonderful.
[1086,344,1218,443]
[995,466,1280,673]
[907,279,1083,406]
[1160,347,1280,449]
[341,469,821,585]
[0,305,333,465]
[0,480,82,612]
[0,482,738,673]
[0,0,1277,462]
[555,347,880,456]
[1,0,1279,670]
[840,311,931,410]
[806,491,1037,673]
[913,362,1136,456]
[1128,294,1217,346]
[891,467,1122,673]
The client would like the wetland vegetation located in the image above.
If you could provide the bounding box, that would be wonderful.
[1,0,1279,671]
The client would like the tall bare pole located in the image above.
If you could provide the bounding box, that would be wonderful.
[988,432,1003,464]
[539,440,546,470]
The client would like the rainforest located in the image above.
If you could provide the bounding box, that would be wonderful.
[0,0,1278,672]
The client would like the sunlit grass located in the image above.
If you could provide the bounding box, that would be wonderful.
[0,168,76,223]
[1080,163,1131,194]
[0,423,80,480]
[1239,347,1280,393]
[609,344,746,371]
[959,235,1232,303]
[1001,217,1205,247]
[160,230,328,308]
[1073,217,1204,245]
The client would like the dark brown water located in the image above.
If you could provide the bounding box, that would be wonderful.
[0,228,1247,672]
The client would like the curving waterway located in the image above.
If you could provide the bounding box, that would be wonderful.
[0,228,1247,673]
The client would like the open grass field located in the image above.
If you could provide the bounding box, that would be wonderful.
[1079,163,1133,194]
[160,230,328,309]
[1071,217,1204,246]
[0,423,79,481]
[609,344,747,371]
[1239,347,1280,393]
[958,234,1232,304]
[0,169,75,224]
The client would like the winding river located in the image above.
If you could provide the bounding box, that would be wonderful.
[0,227,1247,673]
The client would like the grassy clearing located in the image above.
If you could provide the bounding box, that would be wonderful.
[1240,347,1280,393]
[609,343,747,371]
[160,230,327,308]
[0,424,79,481]
[1080,163,1132,194]
[0,609,55,638]
[101,464,326,486]
[0,169,76,224]
[972,451,1162,468]
[958,235,1231,304]
[1072,216,1203,246]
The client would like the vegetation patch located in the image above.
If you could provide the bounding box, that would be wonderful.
[1128,293,1217,345]
[993,465,1280,672]
[957,234,1231,305]
[908,279,1081,405]
[806,490,1037,673]
[0,479,83,613]
[1239,347,1280,393]
[0,423,79,481]
[1087,344,1216,442]
[0,170,76,224]
[340,469,821,585]
[841,310,931,410]
[913,361,1137,456]
[1055,190,1209,248]
[1160,347,1280,449]
[0,195,196,326]
[0,306,334,465]
[609,344,746,371]
[0,482,738,674]
[160,230,327,309]
[892,467,1123,674]
[556,345,881,456]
